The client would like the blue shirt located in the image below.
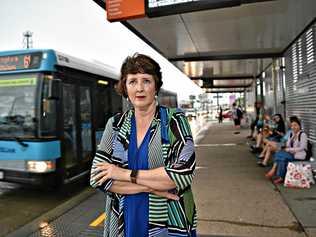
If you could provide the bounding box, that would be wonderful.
[124,116,150,237]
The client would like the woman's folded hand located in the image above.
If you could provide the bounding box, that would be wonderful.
[94,162,128,185]
[151,190,179,200]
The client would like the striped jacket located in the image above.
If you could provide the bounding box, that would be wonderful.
[90,106,197,237]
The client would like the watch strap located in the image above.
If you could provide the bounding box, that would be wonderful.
[130,170,138,184]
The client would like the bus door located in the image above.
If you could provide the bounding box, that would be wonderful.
[62,83,78,169]
[62,82,93,173]
[79,85,93,163]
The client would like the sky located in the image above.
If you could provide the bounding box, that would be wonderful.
[0,0,202,100]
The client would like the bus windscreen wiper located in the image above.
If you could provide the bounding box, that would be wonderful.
[13,137,29,148]
[8,96,23,117]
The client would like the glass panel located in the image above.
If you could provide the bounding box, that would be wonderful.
[111,87,122,115]
[63,83,77,168]
[95,84,112,130]
[0,74,38,138]
[40,76,57,136]
[80,86,92,160]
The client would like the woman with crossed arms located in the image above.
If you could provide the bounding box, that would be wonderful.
[90,53,197,237]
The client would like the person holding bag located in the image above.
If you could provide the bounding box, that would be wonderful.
[265,117,307,184]
[90,53,197,237]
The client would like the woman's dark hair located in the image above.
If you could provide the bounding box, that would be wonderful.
[116,53,163,98]
[273,113,285,133]
[289,116,301,128]
[273,113,284,123]
[289,115,298,122]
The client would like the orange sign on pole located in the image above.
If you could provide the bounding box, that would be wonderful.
[106,0,145,22]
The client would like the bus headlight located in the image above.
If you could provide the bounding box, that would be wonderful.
[27,161,56,173]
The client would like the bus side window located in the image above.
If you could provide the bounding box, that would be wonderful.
[80,86,92,160]
[95,84,111,130]
[111,83,122,114]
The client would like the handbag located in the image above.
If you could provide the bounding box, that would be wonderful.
[284,162,315,188]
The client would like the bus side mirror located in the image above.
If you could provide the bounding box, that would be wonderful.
[48,79,62,100]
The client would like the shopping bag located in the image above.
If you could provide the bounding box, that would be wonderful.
[284,162,315,188]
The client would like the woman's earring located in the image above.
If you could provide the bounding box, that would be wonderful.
[155,95,158,105]
[126,97,132,109]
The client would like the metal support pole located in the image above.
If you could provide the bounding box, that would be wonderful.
[243,89,247,113]
[23,31,33,49]
[260,77,264,105]
[260,59,264,106]
[272,58,278,114]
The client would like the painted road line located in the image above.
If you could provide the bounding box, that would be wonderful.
[195,143,237,147]
[90,212,106,227]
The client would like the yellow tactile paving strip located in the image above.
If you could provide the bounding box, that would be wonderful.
[90,213,106,227]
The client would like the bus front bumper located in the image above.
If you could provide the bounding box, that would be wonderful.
[0,169,56,186]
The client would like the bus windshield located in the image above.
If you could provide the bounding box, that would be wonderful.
[0,74,38,138]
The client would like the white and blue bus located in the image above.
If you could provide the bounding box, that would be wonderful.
[0,49,178,187]
[0,49,123,186]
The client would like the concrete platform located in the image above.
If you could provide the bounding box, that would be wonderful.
[193,122,307,237]
[6,120,316,237]
[278,184,316,236]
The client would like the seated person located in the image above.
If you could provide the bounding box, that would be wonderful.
[257,116,293,167]
[266,114,285,142]
[251,114,272,152]
[252,114,286,153]
[265,116,307,184]
[247,101,264,139]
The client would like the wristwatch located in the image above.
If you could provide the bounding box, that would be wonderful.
[130,170,138,184]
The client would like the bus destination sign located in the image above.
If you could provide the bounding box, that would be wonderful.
[0,53,42,72]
